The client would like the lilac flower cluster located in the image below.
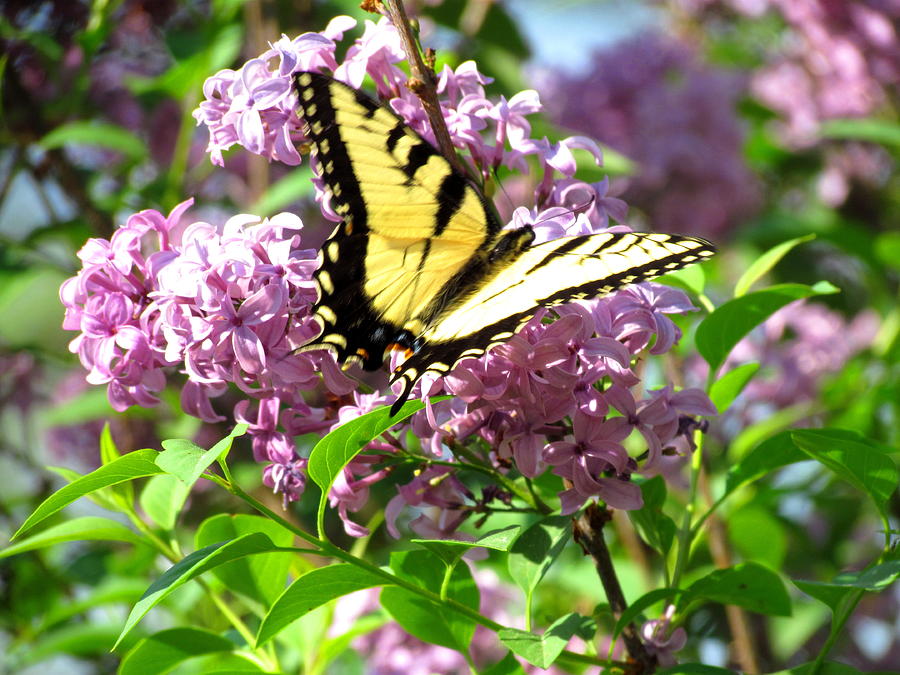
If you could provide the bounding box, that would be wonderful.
[59,199,357,499]
[62,14,716,537]
[542,32,759,240]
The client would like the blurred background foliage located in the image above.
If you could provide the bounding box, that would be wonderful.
[0,0,898,672]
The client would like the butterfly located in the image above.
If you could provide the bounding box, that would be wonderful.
[293,71,715,415]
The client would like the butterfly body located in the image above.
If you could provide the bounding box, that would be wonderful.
[292,72,715,415]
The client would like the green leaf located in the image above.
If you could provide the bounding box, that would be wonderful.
[727,506,787,569]
[498,613,591,669]
[196,514,295,607]
[657,263,707,296]
[307,398,445,536]
[139,474,191,530]
[13,449,163,539]
[696,282,840,375]
[115,532,279,649]
[39,121,147,161]
[482,651,527,675]
[820,118,900,148]
[734,235,816,297]
[725,431,809,497]
[628,477,677,556]
[250,166,315,216]
[791,429,898,521]
[119,628,236,675]
[709,362,760,412]
[256,564,389,646]
[38,577,147,631]
[411,525,521,565]
[685,562,792,617]
[507,516,571,596]
[156,424,247,487]
[794,561,900,613]
[381,550,479,652]
[1,516,145,558]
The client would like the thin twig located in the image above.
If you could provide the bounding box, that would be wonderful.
[573,502,656,673]
[381,0,466,175]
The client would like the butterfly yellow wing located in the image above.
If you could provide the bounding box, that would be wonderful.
[293,71,504,370]
[389,231,714,412]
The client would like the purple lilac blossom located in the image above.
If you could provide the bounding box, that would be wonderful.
[62,14,715,536]
[542,32,759,240]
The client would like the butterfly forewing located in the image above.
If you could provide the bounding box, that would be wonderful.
[293,72,503,362]
[388,232,715,413]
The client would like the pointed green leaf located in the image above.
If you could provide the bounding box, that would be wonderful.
[686,562,792,616]
[13,449,163,539]
[709,362,760,412]
[791,429,898,520]
[411,525,521,564]
[308,397,447,536]
[257,563,389,646]
[507,516,571,596]
[156,424,247,487]
[498,613,590,669]
[196,514,295,607]
[820,118,900,148]
[115,532,279,649]
[628,477,676,556]
[696,282,839,375]
[482,651,527,675]
[119,627,236,675]
[794,560,900,613]
[734,235,815,297]
[380,550,479,652]
[140,474,192,530]
[1,516,146,558]
[724,431,807,497]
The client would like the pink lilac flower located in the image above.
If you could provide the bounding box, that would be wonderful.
[641,604,688,667]
[542,32,759,240]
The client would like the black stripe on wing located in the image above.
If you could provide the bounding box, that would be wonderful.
[294,72,370,232]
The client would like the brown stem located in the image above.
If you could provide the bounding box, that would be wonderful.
[380,0,466,176]
[698,466,760,672]
[573,502,656,674]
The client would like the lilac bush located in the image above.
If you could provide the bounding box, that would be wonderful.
[58,14,716,543]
